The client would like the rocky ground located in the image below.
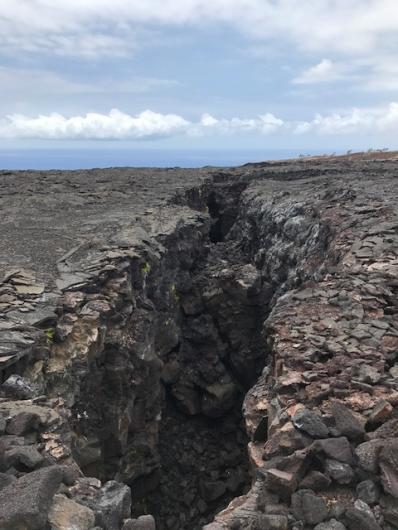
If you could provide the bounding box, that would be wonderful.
[0,153,397,530]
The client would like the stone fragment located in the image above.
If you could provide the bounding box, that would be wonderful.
[2,374,42,400]
[314,520,347,530]
[291,489,329,525]
[356,480,380,505]
[263,468,298,499]
[201,381,237,418]
[313,437,354,464]
[6,411,40,435]
[122,515,156,530]
[48,494,96,530]
[3,445,44,470]
[344,499,382,530]
[355,439,384,473]
[369,418,398,439]
[15,284,45,295]
[254,514,288,529]
[331,401,365,440]
[368,400,393,424]
[0,466,63,529]
[380,495,398,527]
[292,409,329,438]
[74,480,131,530]
[300,470,331,491]
[379,440,398,498]
[357,364,381,385]
[0,472,15,491]
[324,459,354,484]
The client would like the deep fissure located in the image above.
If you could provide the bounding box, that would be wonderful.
[127,179,282,529]
[65,173,332,530]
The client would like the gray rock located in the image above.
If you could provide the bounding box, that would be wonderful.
[355,439,384,473]
[48,493,96,530]
[2,374,42,400]
[122,515,156,530]
[76,480,132,530]
[6,411,40,436]
[324,459,354,484]
[313,437,354,464]
[0,472,16,491]
[380,495,398,527]
[0,465,63,529]
[291,489,329,525]
[254,514,288,529]
[314,520,347,530]
[356,480,380,505]
[293,409,329,438]
[344,500,381,530]
[357,365,381,385]
[379,439,398,498]
[331,401,365,440]
[3,445,44,470]
[300,470,331,491]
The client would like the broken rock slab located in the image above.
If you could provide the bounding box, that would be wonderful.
[0,465,63,530]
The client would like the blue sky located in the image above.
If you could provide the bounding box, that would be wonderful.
[0,0,398,152]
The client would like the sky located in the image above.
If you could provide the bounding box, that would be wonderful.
[0,0,398,153]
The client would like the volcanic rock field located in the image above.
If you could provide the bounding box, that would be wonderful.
[0,154,397,530]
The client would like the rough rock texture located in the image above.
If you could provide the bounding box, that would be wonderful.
[0,153,397,529]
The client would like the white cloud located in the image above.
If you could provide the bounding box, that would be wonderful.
[0,109,189,140]
[293,59,348,85]
[0,104,397,140]
[0,1,398,58]
[295,103,398,135]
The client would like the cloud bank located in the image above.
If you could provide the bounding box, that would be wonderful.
[1,104,397,140]
[0,1,397,58]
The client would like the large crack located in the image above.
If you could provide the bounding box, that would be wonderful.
[125,176,330,529]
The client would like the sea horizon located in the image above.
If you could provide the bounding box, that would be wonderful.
[0,147,343,171]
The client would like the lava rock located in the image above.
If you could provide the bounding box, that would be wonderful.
[263,468,298,499]
[324,459,354,485]
[0,473,16,491]
[122,515,156,530]
[300,470,331,491]
[94,481,132,530]
[380,495,398,527]
[0,465,63,529]
[254,514,288,529]
[313,437,354,464]
[2,374,42,400]
[3,445,44,470]
[293,409,329,438]
[344,499,382,530]
[379,439,398,498]
[6,411,40,436]
[314,520,347,530]
[291,489,329,525]
[48,493,96,530]
[331,401,365,440]
[355,439,384,473]
[356,480,380,505]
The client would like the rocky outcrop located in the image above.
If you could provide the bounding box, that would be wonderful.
[0,155,397,529]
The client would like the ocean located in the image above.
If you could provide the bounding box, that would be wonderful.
[0,148,332,170]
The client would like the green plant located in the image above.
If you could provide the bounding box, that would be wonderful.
[140,262,151,276]
[44,328,55,341]
[170,283,179,301]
